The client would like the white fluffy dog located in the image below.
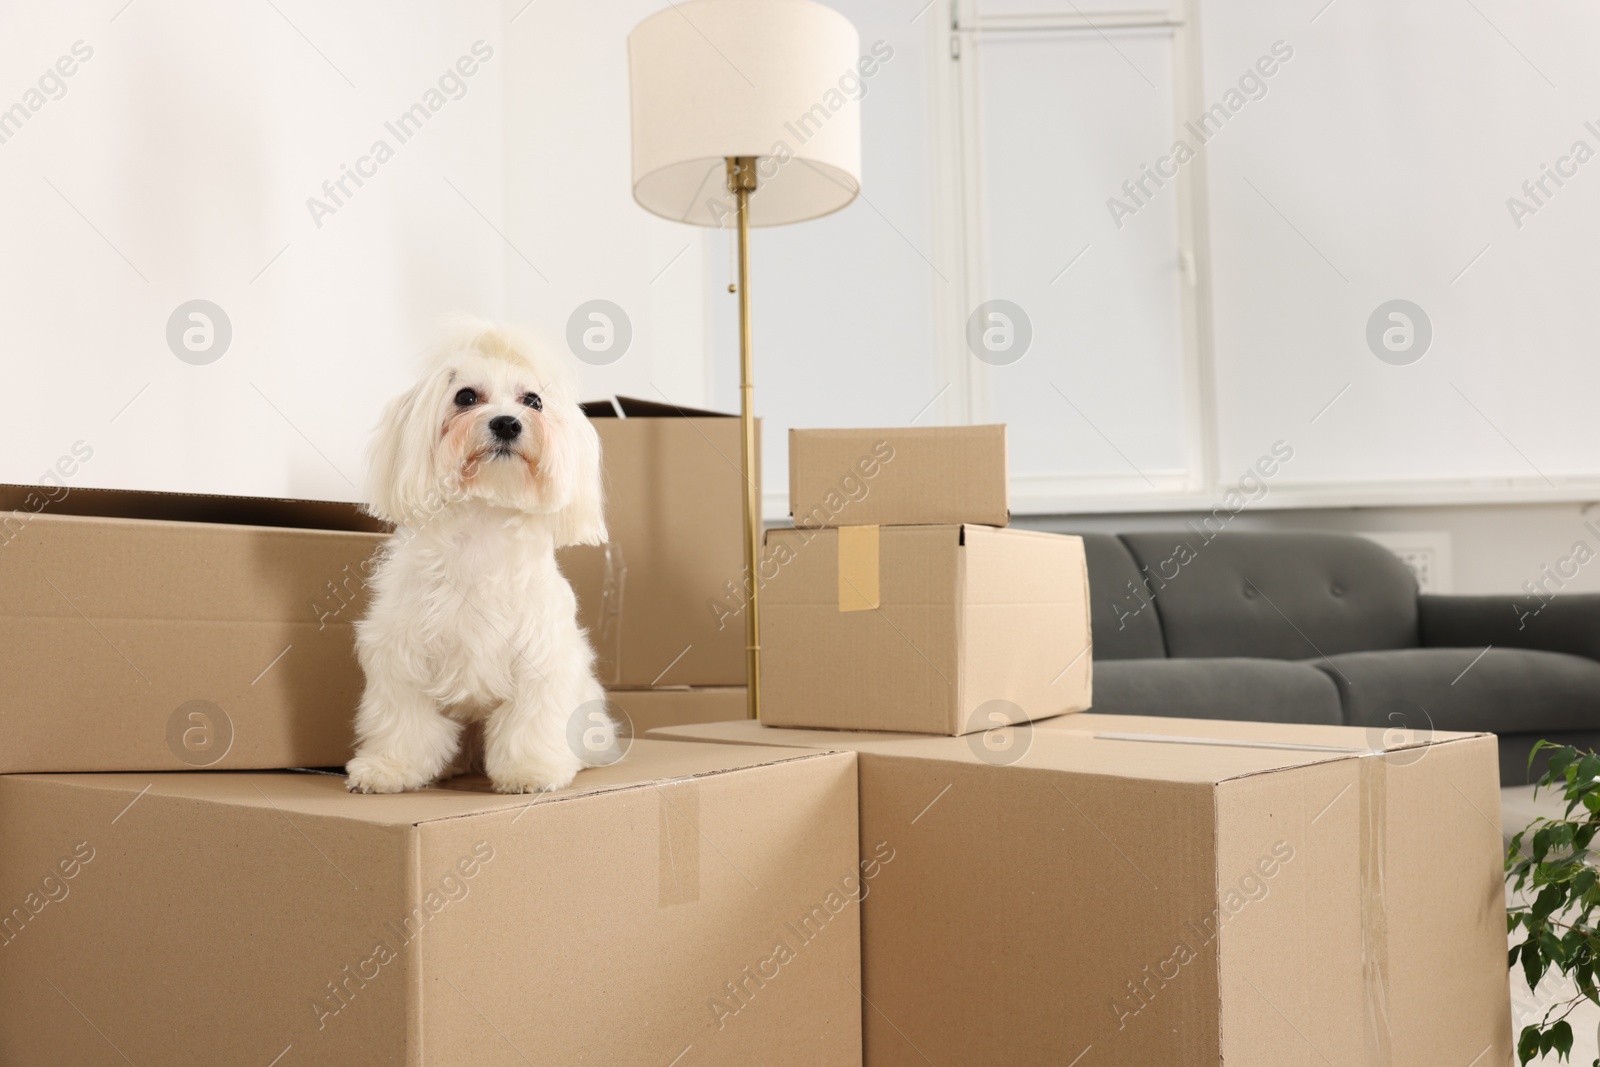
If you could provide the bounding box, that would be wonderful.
[346,320,613,795]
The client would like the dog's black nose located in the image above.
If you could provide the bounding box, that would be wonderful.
[489,415,522,442]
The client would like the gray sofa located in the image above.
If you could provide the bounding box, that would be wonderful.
[1077,530,1600,784]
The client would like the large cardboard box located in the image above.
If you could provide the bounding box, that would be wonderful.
[759,524,1091,734]
[789,425,1008,528]
[0,484,383,773]
[651,714,1513,1066]
[566,398,754,688]
[605,686,748,735]
[0,740,862,1066]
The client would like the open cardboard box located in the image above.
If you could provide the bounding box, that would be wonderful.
[0,397,753,771]
[569,397,755,688]
[0,484,384,773]
[0,740,862,1066]
[650,713,1513,1066]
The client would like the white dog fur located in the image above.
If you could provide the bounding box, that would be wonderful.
[345,319,614,795]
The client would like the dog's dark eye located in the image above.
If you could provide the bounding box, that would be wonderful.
[520,392,542,411]
[454,388,478,407]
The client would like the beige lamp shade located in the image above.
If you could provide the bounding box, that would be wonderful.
[628,0,862,228]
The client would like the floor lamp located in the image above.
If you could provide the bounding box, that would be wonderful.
[628,0,862,719]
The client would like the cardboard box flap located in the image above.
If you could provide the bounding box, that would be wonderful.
[1036,711,1488,765]
[650,717,1489,783]
[580,395,732,419]
[3,510,378,623]
[10,741,838,825]
[0,483,384,533]
[788,425,1009,527]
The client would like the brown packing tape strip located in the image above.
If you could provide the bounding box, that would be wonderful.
[1359,753,1393,1066]
[657,783,701,907]
[837,525,880,612]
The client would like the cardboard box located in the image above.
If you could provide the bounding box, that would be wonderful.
[0,484,384,773]
[566,397,756,688]
[0,740,862,1066]
[604,686,749,735]
[650,714,1512,1066]
[789,425,1008,527]
[759,524,1091,734]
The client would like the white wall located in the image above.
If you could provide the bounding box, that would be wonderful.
[707,0,943,506]
[1201,0,1600,491]
[500,0,713,411]
[3,0,1596,599]
[0,0,714,506]
[0,1,506,503]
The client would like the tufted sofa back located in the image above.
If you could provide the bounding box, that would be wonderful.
[1077,533,1168,660]
[1079,530,1421,661]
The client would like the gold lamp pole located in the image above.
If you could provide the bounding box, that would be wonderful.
[728,156,761,720]
[626,0,863,725]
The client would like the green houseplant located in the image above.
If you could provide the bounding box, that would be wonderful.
[1507,742,1600,1064]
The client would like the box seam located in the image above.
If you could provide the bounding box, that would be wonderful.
[412,750,853,826]
[1216,732,1493,784]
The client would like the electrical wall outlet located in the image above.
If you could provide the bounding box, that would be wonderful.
[1358,531,1453,594]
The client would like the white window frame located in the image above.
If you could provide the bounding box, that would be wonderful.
[926,0,1218,513]
[923,0,1600,514]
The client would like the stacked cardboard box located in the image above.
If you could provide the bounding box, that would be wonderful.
[0,416,1519,1065]
[567,396,757,735]
[0,399,750,774]
[651,714,1515,1065]
[763,426,1092,734]
[0,484,382,772]
[0,428,861,1062]
[0,744,864,1064]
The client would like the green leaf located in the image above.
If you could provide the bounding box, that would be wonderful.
[1521,1023,1543,1065]
[1534,884,1566,922]
[1552,1019,1574,1059]
[1525,938,1545,989]
[1546,744,1578,780]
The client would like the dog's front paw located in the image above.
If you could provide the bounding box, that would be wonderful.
[346,754,432,794]
[490,754,581,795]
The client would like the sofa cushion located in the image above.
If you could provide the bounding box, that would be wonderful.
[1075,533,1167,660]
[1089,657,1344,725]
[1119,530,1420,660]
[1313,647,1600,737]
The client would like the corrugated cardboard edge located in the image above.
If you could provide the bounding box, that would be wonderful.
[787,428,800,520]
[1076,538,1094,711]
[951,528,970,734]
[407,826,426,1067]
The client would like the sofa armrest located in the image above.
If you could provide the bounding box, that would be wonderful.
[1418,593,1600,663]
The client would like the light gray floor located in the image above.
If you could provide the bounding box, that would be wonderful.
[1503,784,1600,1064]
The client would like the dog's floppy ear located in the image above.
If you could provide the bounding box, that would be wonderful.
[365,366,454,526]
[551,410,607,547]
